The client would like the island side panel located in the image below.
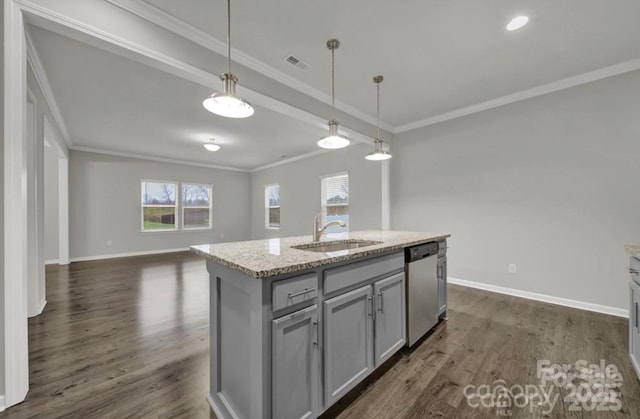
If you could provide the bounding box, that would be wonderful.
[207,261,269,419]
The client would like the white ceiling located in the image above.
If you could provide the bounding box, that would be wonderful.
[144,0,640,127]
[28,25,328,171]
[26,0,640,170]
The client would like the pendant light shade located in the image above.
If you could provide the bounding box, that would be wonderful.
[202,0,254,119]
[203,138,221,152]
[318,39,350,150]
[365,75,392,161]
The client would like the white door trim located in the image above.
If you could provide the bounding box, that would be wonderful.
[57,154,69,265]
[3,0,30,407]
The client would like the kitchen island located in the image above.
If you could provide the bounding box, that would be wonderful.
[192,230,449,419]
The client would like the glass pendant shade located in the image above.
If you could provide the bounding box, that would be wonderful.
[318,120,350,149]
[365,138,391,160]
[203,73,254,118]
[203,139,221,152]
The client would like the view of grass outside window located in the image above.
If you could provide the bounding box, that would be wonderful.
[321,172,349,234]
[141,181,177,230]
[265,184,280,229]
[141,180,213,231]
[183,183,212,229]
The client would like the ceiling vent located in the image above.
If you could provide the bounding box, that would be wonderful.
[283,54,309,70]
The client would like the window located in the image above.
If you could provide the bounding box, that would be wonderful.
[321,172,349,234]
[183,183,212,229]
[141,180,213,231]
[141,181,178,230]
[265,184,280,229]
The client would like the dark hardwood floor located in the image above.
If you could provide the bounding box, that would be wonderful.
[1,252,638,418]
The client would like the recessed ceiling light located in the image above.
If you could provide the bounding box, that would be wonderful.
[506,15,529,31]
[203,139,221,152]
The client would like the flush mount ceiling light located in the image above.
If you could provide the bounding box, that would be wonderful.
[203,138,221,152]
[366,76,392,161]
[317,39,350,150]
[202,0,254,118]
[506,15,529,31]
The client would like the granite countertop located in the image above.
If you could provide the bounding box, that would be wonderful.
[625,245,640,259]
[191,230,450,279]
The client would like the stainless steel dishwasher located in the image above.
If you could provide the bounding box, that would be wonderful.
[405,241,439,346]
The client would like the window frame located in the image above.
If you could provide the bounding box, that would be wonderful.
[182,182,213,230]
[320,171,349,233]
[141,179,179,232]
[264,183,281,230]
[140,179,213,233]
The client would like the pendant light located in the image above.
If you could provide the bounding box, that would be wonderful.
[365,76,392,161]
[202,0,254,118]
[317,39,350,150]
[203,138,221,152]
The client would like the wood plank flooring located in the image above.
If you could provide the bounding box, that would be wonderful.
[0,252,638,418]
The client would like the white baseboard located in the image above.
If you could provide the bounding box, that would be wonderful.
[448,277,628,318]
[45,259,59,265]
[70,247,190,263]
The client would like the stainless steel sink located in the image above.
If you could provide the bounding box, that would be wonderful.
[292,239,382,253]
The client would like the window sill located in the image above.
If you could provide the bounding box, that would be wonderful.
[265,226,280,231]
[140,227,213,233]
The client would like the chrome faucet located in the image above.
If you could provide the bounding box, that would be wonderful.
[313,212,347,242]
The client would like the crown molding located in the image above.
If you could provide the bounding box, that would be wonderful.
[25,26,73,148]
[394,57,640,133]
[104,0,394,132]
[70,145,251,173]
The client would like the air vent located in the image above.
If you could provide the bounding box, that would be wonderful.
[283,54,309,70]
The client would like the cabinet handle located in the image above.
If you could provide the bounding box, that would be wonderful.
[312,320,319,347]
[367,296,374,318]
[377,291,384,313]
[636,302,639,329]
[630,269,640,274]
[288,288,316,299]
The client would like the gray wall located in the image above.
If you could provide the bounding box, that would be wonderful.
[250,143,383,239]
[0,0,5,398]
[69,151,251,259]
[392,70,640,311]
[44,142,58,261]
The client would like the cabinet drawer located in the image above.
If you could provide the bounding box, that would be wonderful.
[324,252,404,295]
[630,257,640,286]
[272,274,318,312]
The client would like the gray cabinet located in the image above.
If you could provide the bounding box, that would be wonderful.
[438,256,447,317]
[272,304,320,419]
[323,271,407,408]
[323,285,374,408]
[373,272,406,366]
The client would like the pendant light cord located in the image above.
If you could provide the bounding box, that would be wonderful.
[227,0,232,75]
[331,45,336,120]
[376,82,380,139]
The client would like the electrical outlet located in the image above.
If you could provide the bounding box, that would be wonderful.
[508,264,517,274]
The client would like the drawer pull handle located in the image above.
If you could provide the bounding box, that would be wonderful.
[630,269,639,274]
[288,288,316,299]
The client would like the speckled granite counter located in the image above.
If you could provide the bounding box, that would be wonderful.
[191,230,449,278]
[625,245,640,259]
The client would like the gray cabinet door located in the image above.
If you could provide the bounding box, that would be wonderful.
[272,304,319,419]
[438,256,447,316]
[630,281,640,377]
[373,272,406,366]
[323,285,374,408]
